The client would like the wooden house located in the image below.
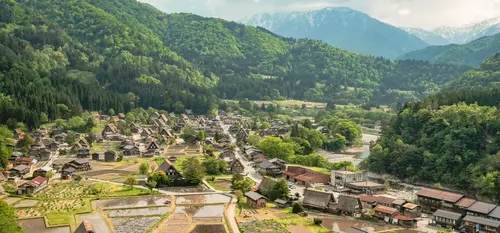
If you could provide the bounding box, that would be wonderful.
[245,191,267,209]
[463,215,500,233]
[156,160,182,180]
[360,195,378,209]
[159,128,174,139]
[78,138,90,148]
[284,165,330,186]
[104,150,117,162]
[101,124,118,137]
[146,140,160,152]
[77,147,91,158]
[467,201,497,218]
[337,195,362,216]
[9,165,30,177]
[275,199,289,208]
[62,159,91,178]
[302,188,336,211]
[123,145,141,156]
[17,176,47,195]
[220,150,236,160]
[416,187,463,213]
[33,167,54,178]
[374,205,399,222]
[403,203,421,218]
[431,209,463,229]
[455,197,477,215]
[258,177,278,198]
[229,159,244,174]
[91,152,101,160]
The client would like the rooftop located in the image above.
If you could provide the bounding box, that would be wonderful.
[467,201,497,214]
[374,205,398,215]
[463,215,500,228]
[455,197,477,208]
[245,191,267,201]
[416,187,463,203]
[433,209,462,220]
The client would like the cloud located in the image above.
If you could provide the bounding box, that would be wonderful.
[139,0,500,29]
[397,8,411,16]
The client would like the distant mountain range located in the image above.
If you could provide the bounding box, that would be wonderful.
[240,7,429,58]
[404,17,500,45]
[400,31,500,67]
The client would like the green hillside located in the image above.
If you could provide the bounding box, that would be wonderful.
[0,0,472,128]
[400,33,500,67]
[366,52,500,202]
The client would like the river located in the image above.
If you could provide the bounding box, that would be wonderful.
[317,133,379,166]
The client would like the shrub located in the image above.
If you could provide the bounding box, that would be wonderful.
[292,202,304,214]
[313,218,323,225]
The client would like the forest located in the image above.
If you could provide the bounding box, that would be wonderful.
[365,52,500,202]
[0,0,474,129]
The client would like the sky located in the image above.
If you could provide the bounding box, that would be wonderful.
[139,0,500,29]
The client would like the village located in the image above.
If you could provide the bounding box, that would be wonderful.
[1,108,497,233]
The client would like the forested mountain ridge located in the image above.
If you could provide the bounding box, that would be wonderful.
[446,52,500,90]
[0,0,472,129]
[399,32,500,67]
[240,7,429,58]
[366,54,500,201]
[0,0,218,128]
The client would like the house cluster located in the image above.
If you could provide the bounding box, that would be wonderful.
[241,145,286,177]
[416,187,500,233]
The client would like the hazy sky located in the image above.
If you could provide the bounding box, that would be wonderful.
[139,0,500,29]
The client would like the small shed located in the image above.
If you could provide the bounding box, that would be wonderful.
[104,150,117,162]
[275,199,289,208]
[245,191,267,209]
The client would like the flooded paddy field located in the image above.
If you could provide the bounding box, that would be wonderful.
[175,194,231,205]
[107,206,170,217]
[110,216,161,233]
[96,195,170,209]
[18,218,70,233]
[175,204,225,218]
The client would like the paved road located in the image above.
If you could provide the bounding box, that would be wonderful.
[219,116,306,197]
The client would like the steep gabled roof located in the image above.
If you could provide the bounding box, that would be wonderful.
[258,177,278,197]
[337,195,361,212]
[245,191,267,201]
[303,189,335,208]
[74,220,98,233]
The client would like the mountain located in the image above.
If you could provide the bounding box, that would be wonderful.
[446,52,500,90]
[0,0,471,128]
[365,53,500,201]
[432,17,500,44]
[240,7,429,58]
[400,32,500,67]
[402,27,450,45]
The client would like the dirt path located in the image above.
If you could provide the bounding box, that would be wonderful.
[226,198,241,233]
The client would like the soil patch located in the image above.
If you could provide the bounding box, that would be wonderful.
[190,224,226,233]
[4,197,22,205]
[288,225,312,233]
[18,218,70,233]
[14,200,39,208]
[83,169,131,176]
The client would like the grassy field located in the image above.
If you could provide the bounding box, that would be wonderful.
[91,141,120,153]
[224,99,326,109]
[206,177,232,191]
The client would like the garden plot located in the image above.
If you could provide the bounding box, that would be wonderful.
[240,220,290,233]
[14,199,39,208]
[110,216,161,233]
[175,194,231,205]
[96,196,170,209]
[190,224,226,233]
[35,183,88,199]
[152,213,190,233]
[107,206,169,217]
[175,205,225,218]
[79,214,110,233]
[16,208,43,218]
